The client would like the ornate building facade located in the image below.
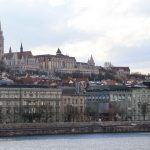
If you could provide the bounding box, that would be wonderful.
[0,85,62,123]
[131,87,150,121]
[85,85,132,121]
[61,87,86,122]
[35,49,99,76]
[1,23,99,75]
[35,48,76,74]
[3,44,40,74]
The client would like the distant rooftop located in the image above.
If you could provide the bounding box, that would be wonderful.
[0,84,49,88]
[86,85,130,92]
[60,86,77,95]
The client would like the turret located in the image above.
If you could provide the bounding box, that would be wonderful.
[56,48,62,55]
[0,21,4,59]
[20,42,23,53]
[9,47,12,53]
[88,55,95,66]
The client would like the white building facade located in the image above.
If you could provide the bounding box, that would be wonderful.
[3,45,40,74]
[0,85,62,123]
[131,87,150,121]
[36,49,99,75]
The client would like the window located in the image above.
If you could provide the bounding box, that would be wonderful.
[72,99,74,104]
[76,99,78,104]
[68,98,70,103]
[64,99,66,104]
[80,106,83,112]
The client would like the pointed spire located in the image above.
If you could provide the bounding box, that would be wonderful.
[20,42,23,53]
[0,21,1,31]
[90,55,94,61]
[0,21,3,34]
[89,55,95,66]
[56,48,62,55]
[9,47,12,53]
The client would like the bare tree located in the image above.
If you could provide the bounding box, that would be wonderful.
[109,102,126,121]
[64,105,79,122]
[140,102,149,121]
[84,106,97,121]
[104,62,113,70]
[0,59,5,72]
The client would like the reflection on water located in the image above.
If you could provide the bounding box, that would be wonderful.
[0,133,150,150]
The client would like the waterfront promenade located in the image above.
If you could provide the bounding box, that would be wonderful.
[0,121,150,137]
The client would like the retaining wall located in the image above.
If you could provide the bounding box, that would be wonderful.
[0,121,150,137]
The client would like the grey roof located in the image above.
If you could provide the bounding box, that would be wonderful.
[86,85,130,92]
[60,86,77,95]
[35,54,76,60]
[77,62,88,65]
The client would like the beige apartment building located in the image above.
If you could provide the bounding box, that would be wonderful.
[61,87,86,122]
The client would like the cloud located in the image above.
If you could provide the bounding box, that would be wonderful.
[0,0,150,74]
[68,0,150,47]
[64,0,150,73]
[0,0,65,7]
[48,0,65,7]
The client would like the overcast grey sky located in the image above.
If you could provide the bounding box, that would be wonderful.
[0,0,150,74]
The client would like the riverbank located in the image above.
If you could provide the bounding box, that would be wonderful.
[0,121,150,137]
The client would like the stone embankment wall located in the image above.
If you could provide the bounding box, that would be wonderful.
[0,121,150,137]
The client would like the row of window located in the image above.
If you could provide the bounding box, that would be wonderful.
[0,94,61,99]
[63,98,84,105]
[86,95,109,100]
[133,94,150,98]
[22,101,58,106]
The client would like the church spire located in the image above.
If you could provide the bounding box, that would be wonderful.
[56,48,62,55]
[0,21,1,31]
[20,42,23,53]
[0,21,4,58]
[88,55,95,66]
[9,47,12,53]
[0,21,3,34]
[0,21,2,32]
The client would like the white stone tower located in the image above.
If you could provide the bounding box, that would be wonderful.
[0,22,4,59]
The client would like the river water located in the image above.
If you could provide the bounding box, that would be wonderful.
[0,133,150,150]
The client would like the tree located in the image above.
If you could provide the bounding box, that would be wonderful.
[0,59,6,72]
[104,62,113,70]
[84,106,97,121]
[64,105,79,122]
[109,102,126,121]
[140,102,149,121]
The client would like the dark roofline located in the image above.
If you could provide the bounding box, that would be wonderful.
[0,84,49,88]
[86,85,130,92]
[35,54,76,60]
[35,54,54,57]
[4,51,32,55]
[77,62,88,65]
[111,67,130,71]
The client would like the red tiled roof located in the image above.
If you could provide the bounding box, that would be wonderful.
[4,51,34,59]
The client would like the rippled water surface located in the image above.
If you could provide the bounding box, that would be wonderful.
[0,133,150,150]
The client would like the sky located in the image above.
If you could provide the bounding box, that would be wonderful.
[0,0,150,74]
